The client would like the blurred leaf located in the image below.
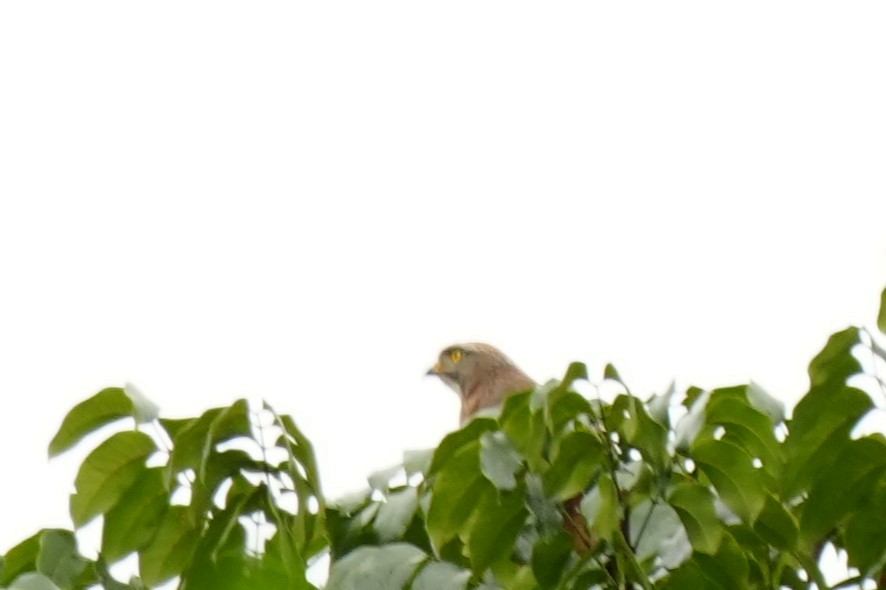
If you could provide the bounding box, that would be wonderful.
[467,486,528,573]
[614,394,669,470]
[783,382,873,496]
[403,449,434,477]
[878,287,886,333]
[7,573,61,590]
[190,449,257,521]
[561,362,588,388]
[102,468,169,562]
[530,533,572,588]
[603,363,622,384]
[581,473,619,542]
[746,382,785,424]
[845,480,886,574]
[668,483,723,554]
[123,383,160,423]
[692,439,765,522]
[70,431,156,527]
[629,500,685,562]
[326,543,427,590]
[374,488,419,542]
[808,327,861,387]
[367,464,403,491]
[35,530,88,590]
[800,436,886,545]
[429,419,497,476]
[647,381,676,427]
[675,390,711,451]
[48,388,133,458]
[694,533,749,590]
[0,532,41,586]
[138,507,199,588]
[753,495,798,550]
[410,561,471,590]
[543,430,603,500]
[703,389,782,478]
[480,431,523,491]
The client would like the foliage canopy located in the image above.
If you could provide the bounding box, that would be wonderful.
[2,289,886,589]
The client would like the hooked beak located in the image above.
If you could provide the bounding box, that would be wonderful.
[426,362,442,376]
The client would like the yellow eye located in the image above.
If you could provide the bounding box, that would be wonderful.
[449,349,463,363]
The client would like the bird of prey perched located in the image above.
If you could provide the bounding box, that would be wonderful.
[427,342,593,553]
[426,343,535,425]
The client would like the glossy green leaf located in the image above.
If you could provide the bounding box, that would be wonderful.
[102,469,169,562]
[603,363,623,384]
[668,483,723,554]
[614,394,669,470]
[479,431,523,491]
[746,381,785,424]
[703,391,782,477]
[48,388,133,458]
[800,436,886,545]
[70,431,156,527]
[783,382,873,496]
[694,534,750,590]
[138,506,199,588]
[692,439,765,522]
[326,543,427,590]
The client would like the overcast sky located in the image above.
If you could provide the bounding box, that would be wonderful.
[1,1,885,583]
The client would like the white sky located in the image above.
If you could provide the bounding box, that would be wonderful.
[1,1,885,577]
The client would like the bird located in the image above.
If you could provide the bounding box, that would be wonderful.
[426,343,535,425]
[427,342,593,553]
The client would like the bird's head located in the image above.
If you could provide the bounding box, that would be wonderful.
[426,343,523,398]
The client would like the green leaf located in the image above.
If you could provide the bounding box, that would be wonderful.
[7,573,62,590]
[580,473,619,542]
[668,483,723,554]
[629,500,686,562]
[703,390,783,478]
[691,439,765,522]
[603,363,622,383]
[48,388,133,458]
[35,530,88,590]
[808,327,861,388]
[613,394,669,470]
[878,287,886,334]
[70,431,156,527]
[675,390,711,451]
[374,488,419,542]
[0,532,41,586]
[411,561,471,590]
[138,507,199,588]
[753,495,798,550]
[326,543,427,590]
[123,383,160,423]
[647,381,676,427]
[403,448,434,477]
[845,481,886,574]
[466,487,528,572]
[746,381,785,424]
[428,419,497,476]
[800,436,886,545]
[190,449,257,521]
[480,431,523,491]
[542,430,604,500]
[427,436,497,548]
[783,382,874,496]
[561,361,589,388]
[694,533,750,590]
[102,468,169,562]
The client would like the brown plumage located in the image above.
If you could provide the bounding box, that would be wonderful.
[426,343,535,425]
[427,343,594,553]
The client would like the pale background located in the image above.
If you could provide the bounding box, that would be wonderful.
[1,1,885,586]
